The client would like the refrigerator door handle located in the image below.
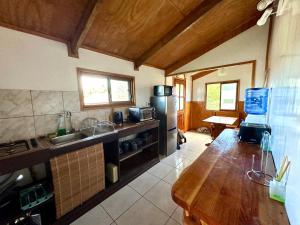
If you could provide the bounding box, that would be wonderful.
[168,127,177,132]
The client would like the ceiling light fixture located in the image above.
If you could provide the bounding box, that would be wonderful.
[257,7,273,26]
[257,0,275,11]
[217,68,226,77]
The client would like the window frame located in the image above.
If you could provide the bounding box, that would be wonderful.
[77,68,136,110]
[205,80,239,111]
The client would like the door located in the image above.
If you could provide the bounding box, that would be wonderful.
[174,78,186,131]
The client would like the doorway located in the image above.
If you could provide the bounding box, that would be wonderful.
[173,77,186,131]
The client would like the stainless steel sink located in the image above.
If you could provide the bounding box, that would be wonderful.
[80,127,114,137]
[50,133,87,145]
[80,120,115,137]
[50,120,116,145]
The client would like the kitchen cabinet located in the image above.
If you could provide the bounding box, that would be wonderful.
[0,120,160,225]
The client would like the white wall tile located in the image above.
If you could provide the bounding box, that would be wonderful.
[0,117,35,142]
[268,4,300,224]
[63,91,81,112]
[0,89,33,118]
[34,114,59,137]
[31,90,63,115]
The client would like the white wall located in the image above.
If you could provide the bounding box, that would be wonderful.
[267,1,300,224]
[172,22,270,87]
[0,27,164,106]
[192,64,252,101]
[0,26,165,185]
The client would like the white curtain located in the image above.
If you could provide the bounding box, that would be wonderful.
[268,0,300,224]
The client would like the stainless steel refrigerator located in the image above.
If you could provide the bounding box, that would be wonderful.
[150,96,177,156]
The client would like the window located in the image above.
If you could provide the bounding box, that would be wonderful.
[205,81,239,111]
[78,68,135,109]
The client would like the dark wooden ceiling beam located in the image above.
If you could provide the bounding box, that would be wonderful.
[165,15,260,75]
[191,69,218,81]
[133,0,222,70]
[68,0,101,58]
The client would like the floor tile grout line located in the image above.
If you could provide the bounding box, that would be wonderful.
[160,158,184,169]
[98,204,115,224]
[142,179,177,217]
[106,185,143,222]
[112,194,143,222]
[147,163,175,180]
[123,169,176,221]
[141,173,164,196]
[142,196,172,221]
[170,207,181,225]
[129,173,161,197]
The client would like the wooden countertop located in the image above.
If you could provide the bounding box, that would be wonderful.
[171,129,289,225]
[0,120,159,175]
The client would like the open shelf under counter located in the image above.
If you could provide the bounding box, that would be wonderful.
[119,141,159,162]
[120,143,159,178]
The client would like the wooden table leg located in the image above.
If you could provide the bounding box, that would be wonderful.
[211,123,226,139]
[183,210,208,225]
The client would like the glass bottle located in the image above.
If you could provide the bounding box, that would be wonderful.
[57,114,66,136]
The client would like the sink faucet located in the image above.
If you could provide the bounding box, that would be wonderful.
[78,118,115,136]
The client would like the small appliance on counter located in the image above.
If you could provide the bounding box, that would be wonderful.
[113,111,123,125]
[128,107,153,122]
[238,122,271,144]
[154,85,173,96]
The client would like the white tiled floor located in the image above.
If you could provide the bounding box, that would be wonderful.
[71,131,211,225]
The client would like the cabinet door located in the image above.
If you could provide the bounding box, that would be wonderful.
[50,143,105,218]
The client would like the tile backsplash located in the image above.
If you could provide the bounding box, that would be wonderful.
[0,89,124,143]
[31,91,64,115]
[0,89,33,118]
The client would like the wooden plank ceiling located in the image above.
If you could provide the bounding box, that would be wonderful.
[0,0,262,74]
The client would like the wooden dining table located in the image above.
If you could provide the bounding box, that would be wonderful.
[203,116,238,139]
[171,129,289,225]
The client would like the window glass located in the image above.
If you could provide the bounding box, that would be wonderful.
[175,81,185,111]
[179,97,184,110]
[81,75,109,105]
[176,96,179,111]
[78,69,135,109]
[206,83,221,110]
[111,79,130,102]
[221,83,237,110]
[175,84,180,96]
[206,82,238,110]
[180,84,184,96]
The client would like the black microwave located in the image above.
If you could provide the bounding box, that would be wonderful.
[154,85,173,96]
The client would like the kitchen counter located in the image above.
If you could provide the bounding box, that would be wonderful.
[0,120,160,175]
[171,129,289,225]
